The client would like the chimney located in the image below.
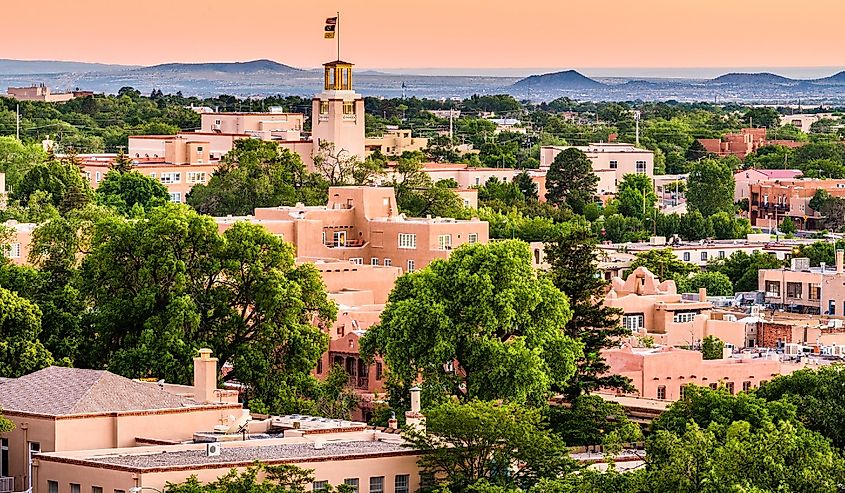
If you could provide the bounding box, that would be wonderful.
[837,250,843,274]
[699,287,707,303]
[387,411,398,430]
[193,348,218,403]
[405,386,425,432]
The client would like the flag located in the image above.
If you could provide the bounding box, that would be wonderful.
[324,17,337,38]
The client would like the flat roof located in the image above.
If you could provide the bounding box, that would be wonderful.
[45,439,411,471]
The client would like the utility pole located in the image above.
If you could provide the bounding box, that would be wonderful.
[634,110,641,146]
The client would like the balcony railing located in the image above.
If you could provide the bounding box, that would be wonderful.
[325,239,366,248]
[348,376,369,389]
[0,476,14,493]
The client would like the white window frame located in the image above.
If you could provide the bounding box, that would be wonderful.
[438,234,452,250]
[635,160,647,174]
[383,258,392,267]
[187,171,206,184]
[673,311,698,323]
[622,314,644,330]
[4,243,21,259]
[160,172,181,184]
[468,233,479,244]
[371,258,379,266]
[349,257,363,265]
[407,259,415,273]
[169,192,182,203]
[398,233,416,249]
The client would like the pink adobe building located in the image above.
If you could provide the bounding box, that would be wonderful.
[1,350,426,493]
[604,267,748,348]
[4,85,90,103]
[698,128,805,160]
[1,221,34,266]
[215,186,488,274]
[748,177,845,229]
[383,161,516,190]
[539,143,654,195]
[601,345,782,401]
[734,168,802,203]
[758,251,845,319]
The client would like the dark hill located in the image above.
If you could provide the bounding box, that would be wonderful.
[709,72,796,85]
[814,71,845,85]
[512,70,605,90]
[133,59,303,74]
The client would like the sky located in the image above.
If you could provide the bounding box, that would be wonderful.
[2,0,844,75]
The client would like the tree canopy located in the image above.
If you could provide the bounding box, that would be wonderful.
[544,148,598,214]
[685,159,735,217]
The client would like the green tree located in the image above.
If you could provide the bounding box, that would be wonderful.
[546,394,641,447]
[680,272,734,297]
[0,409,12,433]
[544,223,633,397]
[742,107,780,129]
[708,251,784,293]
[96,170,169,215]
[313,364,359,420]
[12,158,92,213]
[709,211,751,240]
[187,139,326,216]
[616,174,657,219]
[0,136,46,188]
[360,241,581,406]
[515,171,539,201]
[627,248,698,283]
[0,286,54,378]
[388,152,465,218]
[110,150,134,173]
[779,216,797,235]
[165,463,352,493]
[544,148,598,214]
[678,211,713,241]
[404,400,576,492]
[686,159,735,217]
[79,204,336,412]
[755,364,845,449]
[700,335,725,360]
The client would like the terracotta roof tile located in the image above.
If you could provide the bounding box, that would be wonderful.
[0,366,197,415]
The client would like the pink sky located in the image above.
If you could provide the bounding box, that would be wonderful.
[2,0,844,69]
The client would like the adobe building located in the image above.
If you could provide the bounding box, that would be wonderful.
[365,128,429,156]
[215,186,489,274]
[604,267,748,348]
[601,345,783,401]
[734,168,802,203]
[697,128,805,160]
[758,251,845,318]
[4,84,88,103]
[748,177,845,230]
[0,350,240,493]
[539,143,654,195]
[311,61,366,161]
[779,113,838,133]
[1,220,34,266]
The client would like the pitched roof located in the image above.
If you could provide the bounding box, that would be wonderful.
[0,366,197,416]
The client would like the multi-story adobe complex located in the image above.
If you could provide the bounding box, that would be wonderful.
[698,128,805,160]
[0,350,426,493]
[748,177,845,230]
[4,84,92,103]
[601,344,782,401]
[215,186,488,274]
[758,251,845,317]
[539,143,655,196]
[734,168,802,203]
[365,128,428,156]
[605,267,749,348]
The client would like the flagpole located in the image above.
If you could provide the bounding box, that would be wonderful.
[336,11,340,61]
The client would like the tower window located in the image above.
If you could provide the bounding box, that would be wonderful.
[320,101,329,115]
[343,101,355,115]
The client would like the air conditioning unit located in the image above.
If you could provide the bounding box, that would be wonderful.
[206,442,222,457]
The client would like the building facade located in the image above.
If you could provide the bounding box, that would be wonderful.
[539,143,654,195]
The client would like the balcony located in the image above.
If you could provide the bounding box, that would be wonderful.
[325,239,367,249]
[348,376,370,389]
[0,477,13,493]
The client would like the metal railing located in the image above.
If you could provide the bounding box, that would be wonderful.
[0,476,14,493]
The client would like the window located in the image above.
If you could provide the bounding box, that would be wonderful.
[313,481,328,492]
[169,192,182,203]
[320,101,329,114]
[343,101,355,115]
[3,243,20,259]
[395,475,409,493]
[830,300,836,316]
[398,233,416,249]
[149,172,156,178]
[709,383,718,390]
[683,252,691,261]
[786,282,802,299]
[376,362,383,380]
[333,231,347,246]
[742,381,752,392]
[1,438,8,477]
[196,146,203,152]
[622,314,644,330]
[95,171,102,182]
[438,234,452,250]
[384,258,391,267]
[160,172,181,184]
[420,473,435,489]
[636,160,647,174]
[343,479,359,493]
[765,281,781,297]
[719,250,725,258]
[48,481,58,493]
[726,381,735,394]
[71,484,81,493]
[350,258,363,265]
[674,311,698,323]
[316,358,323,374]
[609,160,618,169]
[809,284,821,301]
[700,252,708,261]
[371,258,379,265]
[468,233,479,244]
[187,172,206,184]
[369,477,384,493]
[657,385,666,400]
[407,260,415,273]
[679,385,687,400]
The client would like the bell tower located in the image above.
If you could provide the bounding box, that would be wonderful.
[311,60,366,163]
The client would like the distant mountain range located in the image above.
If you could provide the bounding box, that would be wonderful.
[1,58,844,102]
[512,70,605,90]
[131,59,303,75]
